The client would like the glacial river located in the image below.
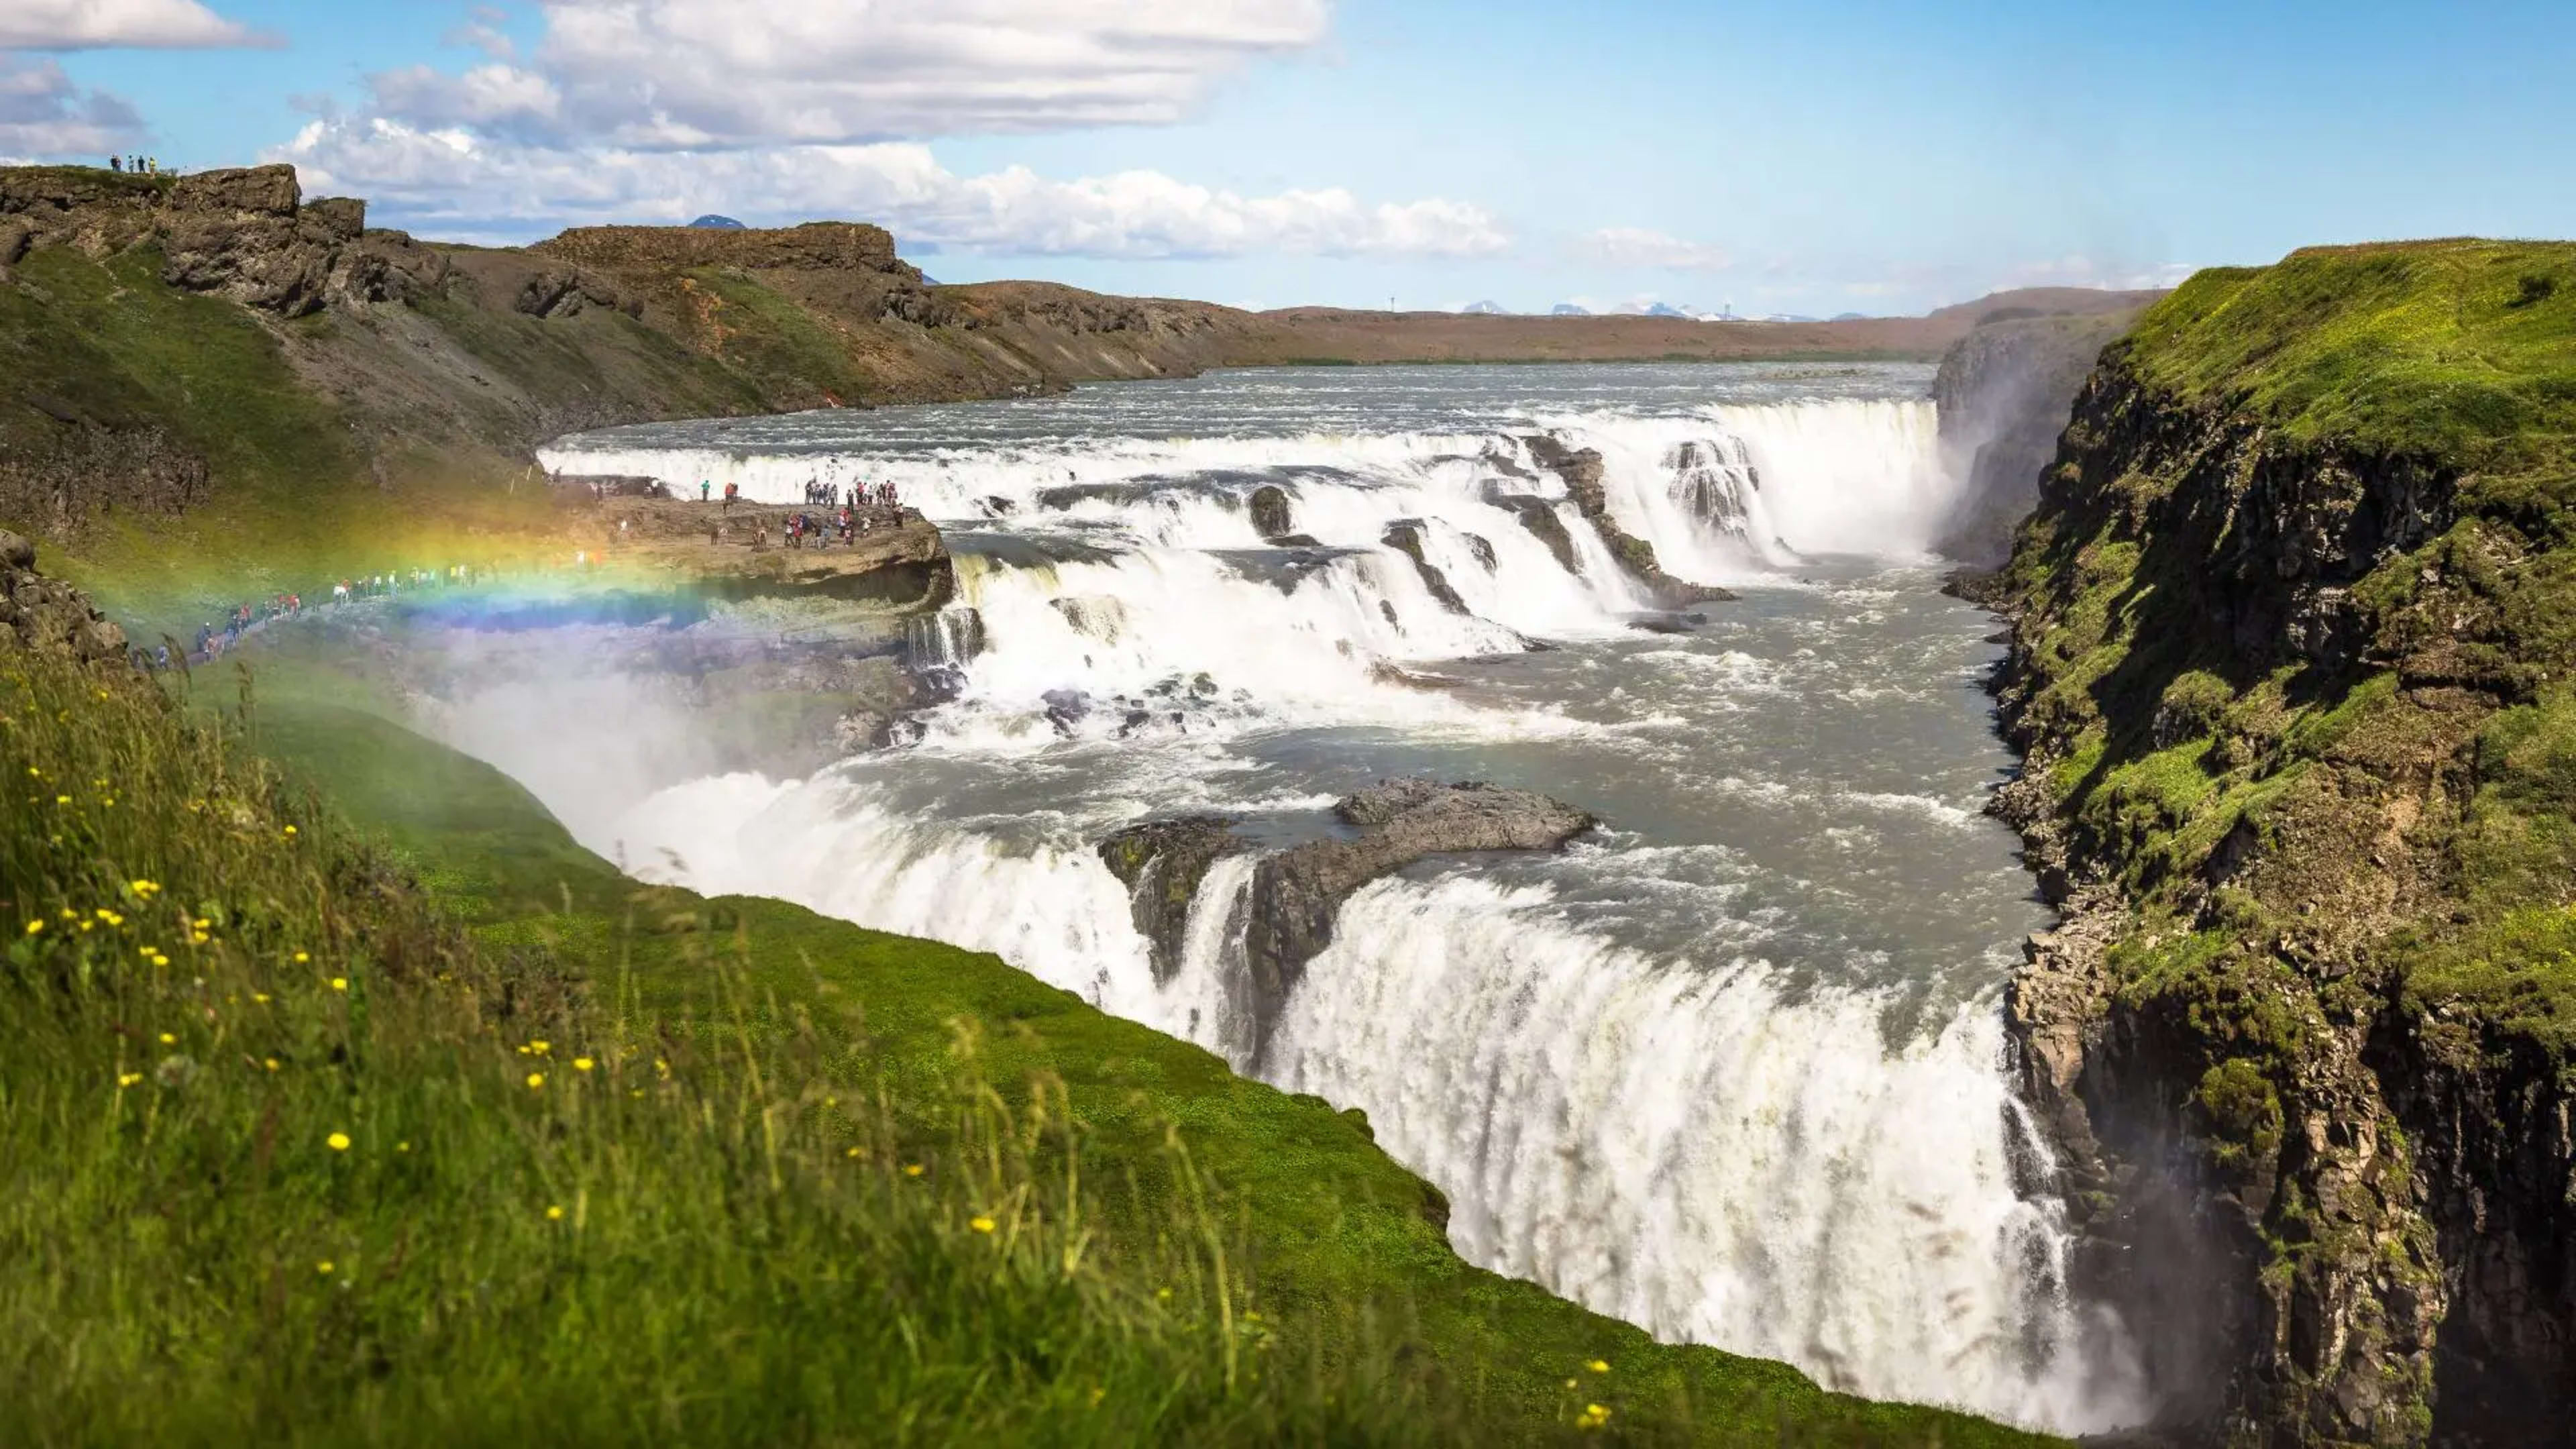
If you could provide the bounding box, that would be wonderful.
[510,363,2145,1432]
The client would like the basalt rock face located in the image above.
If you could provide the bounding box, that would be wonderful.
[1100,782,1595,1060]
[0,164,450,317]
[0,531,128,664]
[1991,250,2576,1448]
[1933,311,2140,564]
[1523,435,1735,606]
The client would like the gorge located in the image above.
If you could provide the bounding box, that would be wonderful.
[9,162,2575,1446]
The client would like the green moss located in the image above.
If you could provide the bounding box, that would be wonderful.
[2196,1057,2286,1169]
[2125,241,2576,480]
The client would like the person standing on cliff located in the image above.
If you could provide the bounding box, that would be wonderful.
[701,480,710,503]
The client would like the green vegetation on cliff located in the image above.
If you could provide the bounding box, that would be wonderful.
[0,637,2047,1446]
[1996,238,2576,1442]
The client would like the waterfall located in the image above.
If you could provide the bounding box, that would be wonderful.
[451,377,2152,1434]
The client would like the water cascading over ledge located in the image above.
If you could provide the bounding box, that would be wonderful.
[476,366,2155,1432]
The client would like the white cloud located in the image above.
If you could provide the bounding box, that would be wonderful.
[0,0,272,50]
[1573,227,1732,272]
[272,118,1509,261]
[369,62,562,131]
[443,7,517,61]
[0,53,144,154]
[365,0,1334,148]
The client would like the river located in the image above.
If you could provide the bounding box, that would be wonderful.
[506,362,2146,1432]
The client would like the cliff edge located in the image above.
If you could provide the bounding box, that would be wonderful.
[1991,239,2576,1445]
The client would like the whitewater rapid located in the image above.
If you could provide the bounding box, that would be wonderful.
[490,364,2146,1431]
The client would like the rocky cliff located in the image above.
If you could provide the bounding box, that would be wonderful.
[1989,240,2576,1446]
[1933,309,2144,564]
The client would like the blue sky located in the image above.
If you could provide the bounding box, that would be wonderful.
[5,0,2571,315]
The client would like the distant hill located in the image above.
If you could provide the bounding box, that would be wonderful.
[687,214,745,229]
[1461,300,1508,315]
[1644,303,1692,319]
[1929,285,2165,324]
[1550,303,1591,316]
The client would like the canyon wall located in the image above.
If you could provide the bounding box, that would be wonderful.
[1991,240,2576,1445]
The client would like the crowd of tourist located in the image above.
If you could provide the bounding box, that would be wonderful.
[140,565,493,670]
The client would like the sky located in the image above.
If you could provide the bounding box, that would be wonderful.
[3,0,2571,317]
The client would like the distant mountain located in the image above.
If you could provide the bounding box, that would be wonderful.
[688,214,746,229]
[1762,313,1821,323]
[1462,300,1509,315]
[1831,311,1868,321]
[1550,303,1591,316]
[1644,303,1693,319]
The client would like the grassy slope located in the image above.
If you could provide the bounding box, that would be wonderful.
[216,664,2039,1445]
[2004,238,2576,1071]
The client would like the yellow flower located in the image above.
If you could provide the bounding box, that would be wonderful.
[316,1260,334,1275]
[902,1163,924,1178]
[96,908,120,924]
[572,1056,594,1072]
[157,1032,175,1045]
[330,977,347,991]
[264,1058,280,1071]
[1088,1387,1107,1408]
[844,1146,863,1159]
[54,794,70,805]
[149,953,168,967]
[253,993,270,1004]
[326,1132,351,1152]
[530,1040,550,1055]
[1587,1360,1610,1375]
[21,919,40,936]
[190,931,210,945]
[117,1072,142,1087]
[292,951,309,964]
[969,1215,996,1234]
[545,1205,565,1221]
[1564,1378,1578,1389]
[57,908,74,920]
[525,1072,545,1090]
[129,880,159,897]
[282,825,298,837]
[1577,1403,1611,1430]
[396,1141,411,1152]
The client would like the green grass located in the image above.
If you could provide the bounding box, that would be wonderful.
[2123,239,2576,476]
[684,269,880,407]
[0,647,2047,1446]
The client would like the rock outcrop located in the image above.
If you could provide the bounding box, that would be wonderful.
[1485,491,1582,575]
[1523,435,1735,606]
[1100,781,1595,1060]
[1239,783,1591,1057]
[1381,521,1469,614]
[1245,483,1320,546]
[1097,816,1247,983]
[0,530,128,664]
